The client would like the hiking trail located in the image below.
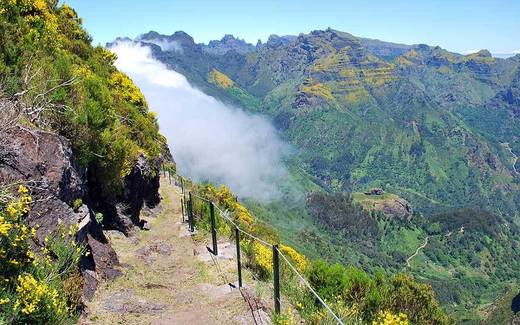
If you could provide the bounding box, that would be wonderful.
[80,177,269,324]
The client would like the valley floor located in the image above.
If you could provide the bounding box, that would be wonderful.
[80,178,264,324]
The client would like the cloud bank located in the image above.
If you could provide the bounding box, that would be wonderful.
[138,38,184,53]
[109,41,288,201]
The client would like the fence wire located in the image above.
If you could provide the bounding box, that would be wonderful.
[167,172,344,324]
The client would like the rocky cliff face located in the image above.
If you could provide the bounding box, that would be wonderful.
[111,154,162,234]
[203,34,256,55]
[0,122,167,299]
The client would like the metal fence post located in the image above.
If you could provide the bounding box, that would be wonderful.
[235,227,242,288]
[273,244,281,315]
[181,198,185,222]
[188,192,194,232]
[210,201,218,255]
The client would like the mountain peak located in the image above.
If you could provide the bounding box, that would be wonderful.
[475,49,492,57]
[221,34,237,41]
[170,31,195,44]
[140,30,161,40]
[203,34,256,55]
[263,34,296,48]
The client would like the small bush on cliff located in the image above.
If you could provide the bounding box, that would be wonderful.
[306,260,450,324]
[0,185,85,324]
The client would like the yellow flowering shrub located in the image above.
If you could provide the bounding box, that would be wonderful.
[234,204,255,230]
[0,186,35,272]
[253,242,273,274]
[206,184,255,230]
[372,310,409,325]
[208,69,234,89]
[279,244,308,273]
[0,185,85,323]
[14,274,65,316]
[110,71,147,107]
[1,0,61,49]
[274,307,297,325]
[201,183,307,279]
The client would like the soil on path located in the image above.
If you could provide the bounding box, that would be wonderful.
[81,178,264,324]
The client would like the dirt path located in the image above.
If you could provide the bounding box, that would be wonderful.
[406,236,429,268]
[81,178,262,324]
[502,142,519,175]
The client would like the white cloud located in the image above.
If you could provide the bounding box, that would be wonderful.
[140,38,183,53]
[109,41,289,201]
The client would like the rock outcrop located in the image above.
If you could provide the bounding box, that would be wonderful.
[365,187,385,196]
[0,125,87,239]
[0,123,167,300]
[355,191,413,219]
[377,197,413,218]
[90,153,163,235]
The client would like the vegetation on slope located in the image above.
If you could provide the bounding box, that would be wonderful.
[140,29,520,322]
[185,180,450,324]
[0,1,168,323]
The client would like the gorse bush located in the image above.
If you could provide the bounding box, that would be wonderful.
[306,260,450,324]
[372,310,409,325]
[0,185,85,324]
[0,0,166,201]
[200,184,308,278]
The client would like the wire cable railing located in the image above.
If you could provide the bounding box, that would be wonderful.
[164,170,345,324]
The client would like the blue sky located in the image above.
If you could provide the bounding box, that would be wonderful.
[66,0,519,55]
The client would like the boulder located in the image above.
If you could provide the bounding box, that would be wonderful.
[365,187,385,196]
[0,125,120,300]
[0,125,86,240]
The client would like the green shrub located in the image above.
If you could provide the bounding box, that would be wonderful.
[306,260,450,324]
[71,199,82,212]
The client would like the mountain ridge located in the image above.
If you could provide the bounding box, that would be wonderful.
[133,28,519,59]
[111,28,520,323]
[117,28,520,217]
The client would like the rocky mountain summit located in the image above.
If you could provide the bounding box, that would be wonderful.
[202,34,256,55]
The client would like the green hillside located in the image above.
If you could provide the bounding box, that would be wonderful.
[129,29,520,323]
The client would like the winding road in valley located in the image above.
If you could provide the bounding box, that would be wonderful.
[406,226,465,268]
[406,236,430,268]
